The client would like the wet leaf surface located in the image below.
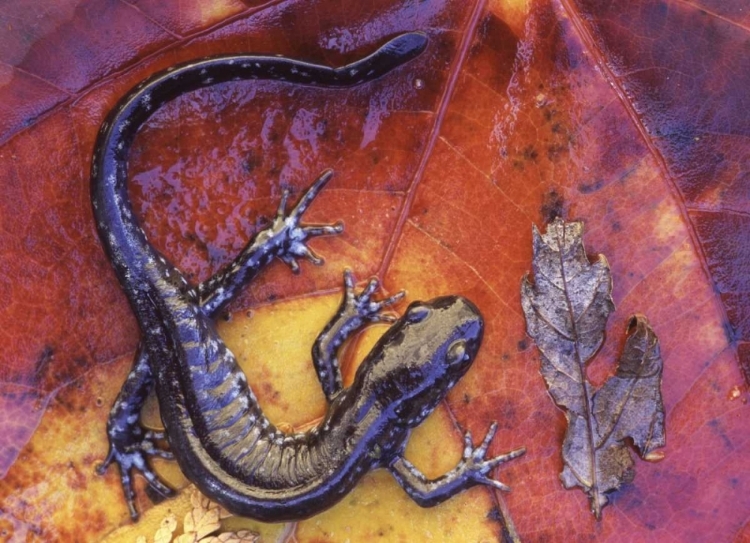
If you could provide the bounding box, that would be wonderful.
[521,219,666,518]
[1,0,749,541]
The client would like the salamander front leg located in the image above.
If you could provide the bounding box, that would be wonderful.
[313,269,404,401]
[272,169,343,273]
[198,169,343,315]
[388,423,525,507]
[97,346,175,520]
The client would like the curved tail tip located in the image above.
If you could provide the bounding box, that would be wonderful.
[386,31,429,59]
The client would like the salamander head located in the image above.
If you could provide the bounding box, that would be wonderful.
[357,295,483,428]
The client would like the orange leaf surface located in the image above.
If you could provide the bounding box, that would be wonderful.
[0,0,748,541]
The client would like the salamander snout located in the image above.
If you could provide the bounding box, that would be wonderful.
[430,296,483,369]
[401,295,484,371]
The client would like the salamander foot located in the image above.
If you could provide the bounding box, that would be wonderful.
[458,422,526,491]
[273,169,343,273]
[340,268,405,324]
[97,428,175,520]
[389,422,525,507]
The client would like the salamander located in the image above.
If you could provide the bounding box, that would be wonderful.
[92,32,525,522]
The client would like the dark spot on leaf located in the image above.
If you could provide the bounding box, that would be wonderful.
[477,13,494,39]
[578,179,604,194]
[708,418,733,450]
[487,507,516,542]
[540,189,564,223]
[145,483,171,505]
[722,319,737,343]
[523,145,538,161]
[486,506,503,522]
[497,399,518,426]
[737,343,750,387]
[518,339,528,351]
[242,150,258,173]
[34,346,54,380]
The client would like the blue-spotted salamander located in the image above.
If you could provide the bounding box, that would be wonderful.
[92,32,525,522]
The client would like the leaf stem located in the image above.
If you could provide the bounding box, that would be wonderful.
[555,225,601,519]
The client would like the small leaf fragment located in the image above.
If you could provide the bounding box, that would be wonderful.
[154,514,178,543]
[184,500,221,540]
[521,218,666,518]
[593,316,666,459]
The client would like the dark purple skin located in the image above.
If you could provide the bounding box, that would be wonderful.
[92,32,524,522]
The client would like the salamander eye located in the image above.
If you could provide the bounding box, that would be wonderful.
[406,305,431,323]
[447,340,468,365]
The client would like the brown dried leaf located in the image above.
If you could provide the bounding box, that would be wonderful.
[521,218,666,518]
[521,219,614,415]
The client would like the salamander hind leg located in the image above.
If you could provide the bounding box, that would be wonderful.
[388,422,525,507]
[313,269,404,401]
[97,347,175,520]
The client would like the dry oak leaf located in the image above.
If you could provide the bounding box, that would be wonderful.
[521,218,666,518]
